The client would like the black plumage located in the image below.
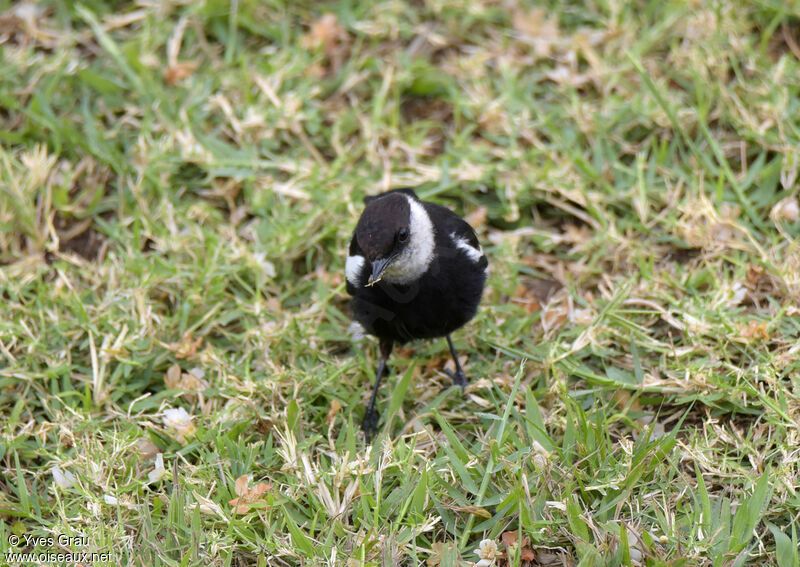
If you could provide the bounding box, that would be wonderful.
[345,188,488,439]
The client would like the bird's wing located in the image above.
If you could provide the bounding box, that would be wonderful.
[425,202,488,267]
[450,216,482,251]
[449,219,487,267]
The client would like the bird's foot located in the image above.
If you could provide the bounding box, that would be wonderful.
[444,368,468,390]
[361,408,380,443]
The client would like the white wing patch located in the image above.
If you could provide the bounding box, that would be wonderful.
[348,321,367,341]
[345,254,365,285]
[451,232,484,263]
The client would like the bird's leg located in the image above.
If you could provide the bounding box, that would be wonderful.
[444,334,468,389]
[362,338,393,442]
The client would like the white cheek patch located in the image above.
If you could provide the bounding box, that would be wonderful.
[451,232,484,263]
[384,196,435,284]
[345,254,365,285]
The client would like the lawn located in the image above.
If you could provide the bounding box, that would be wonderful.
[1,1,800,565]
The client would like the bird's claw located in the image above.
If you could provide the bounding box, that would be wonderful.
[444,368,468,390]
[361,408,380,443]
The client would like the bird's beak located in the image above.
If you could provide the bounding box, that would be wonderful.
[366,256,393,287]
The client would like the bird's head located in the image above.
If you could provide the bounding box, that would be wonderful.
[355,191,434,286]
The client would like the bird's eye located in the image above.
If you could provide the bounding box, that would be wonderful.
[398,227,409,243]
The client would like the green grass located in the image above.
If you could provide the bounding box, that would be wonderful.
[1,1,800,565]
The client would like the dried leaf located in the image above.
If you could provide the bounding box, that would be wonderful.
[250,485,272,500]
[0,13,25,37]
[165,365,208,407]
[303,62,326,78]
[427,542,453,567]
[315,266,342,286]
[536,550,568,566]
[234,474,249,497]
[746,265,764,286]
[613,390,642,412]
[165,363,182,389]
[513,8,561,57]
[228,474,272,514]
[737,320,769,342]
[500,530,536,563]
[137,439,160,460]
[542,304,568,331]
[513,284,542,313]
[450,505,491,518]
[325,399,343,425]
[531,440,550,468]
[167,331,203,359]
[465,205,488,228]
[771,196,799,222]
[423,352,451,376]
[562,223,593,246]
[501,530,519,548]
[182,368,208,390]
[300,13,348,67]
[164,61,198,85]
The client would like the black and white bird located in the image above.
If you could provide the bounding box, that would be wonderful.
[345,188,488,440]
